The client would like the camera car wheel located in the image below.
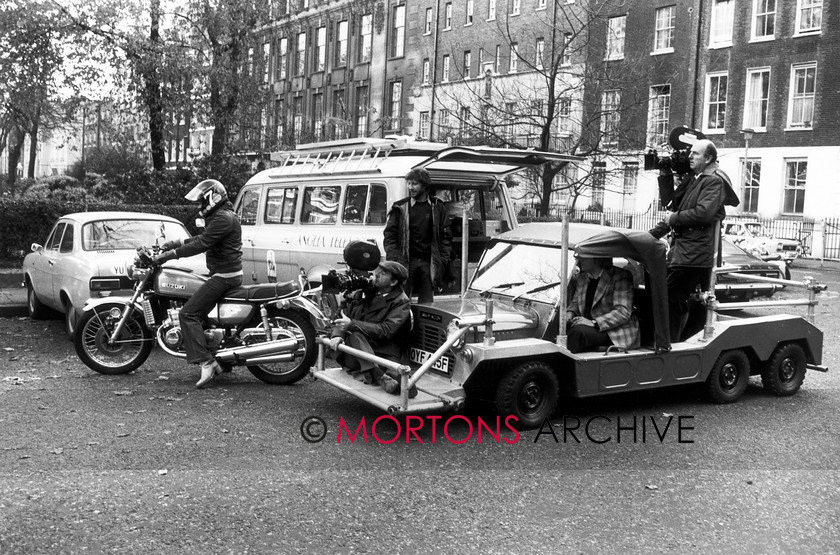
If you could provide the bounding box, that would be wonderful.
[761,343,806,397]
[27,282,51,320]
[74,306,152,375]
[495,361,559,429]
[705,349,750,404]
[246,308,317,385]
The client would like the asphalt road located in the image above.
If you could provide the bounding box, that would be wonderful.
[1,261,839,554]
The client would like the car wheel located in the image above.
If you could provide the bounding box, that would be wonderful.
[27,282,51,320]
[761,343,806,397]
[495,361,559,429]
[705,349,750,404]
[64,299,78,340]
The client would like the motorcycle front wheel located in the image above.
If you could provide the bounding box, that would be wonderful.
[74,305,153,375]
[246,308,316,385]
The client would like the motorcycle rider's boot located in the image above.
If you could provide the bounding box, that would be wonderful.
[196,359,221,388]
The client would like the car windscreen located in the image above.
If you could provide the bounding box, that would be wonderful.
[470,242,568,303]
[82,220,191,251]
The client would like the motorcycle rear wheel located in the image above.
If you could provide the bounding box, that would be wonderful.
[246,308,316,385]
[74,305,152,375]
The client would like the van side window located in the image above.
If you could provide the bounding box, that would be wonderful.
[343,185,367,224]
[265,187,297,224]
[301,186,340,224]
[367,184,387,224]
[237,188,261,226]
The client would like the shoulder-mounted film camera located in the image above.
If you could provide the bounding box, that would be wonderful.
[321,241,381,294]
[644,126,706,175]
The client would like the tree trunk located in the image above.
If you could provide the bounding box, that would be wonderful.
[27,105,41,178]
[6,127,25,197]
[145,0,166,171]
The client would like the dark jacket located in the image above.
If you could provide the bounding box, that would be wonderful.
[650,168,725,267]
[383,196,452,287]
[174,201,243,275]
[331,287,411,361]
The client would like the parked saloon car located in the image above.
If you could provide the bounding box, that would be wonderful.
[722,220,804,265]
[716,238,788,304]
[23,212,206,337]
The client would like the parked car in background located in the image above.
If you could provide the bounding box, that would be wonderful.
[22,212,206,337]
[723,220,804,265]
[715,238,788,305]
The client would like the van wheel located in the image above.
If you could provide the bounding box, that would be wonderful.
[761,343,806,396]
[27,282,51,320]
[706,350,750,403]
[495,361,558,429]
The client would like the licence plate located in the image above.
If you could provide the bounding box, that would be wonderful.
[410,347,450,373]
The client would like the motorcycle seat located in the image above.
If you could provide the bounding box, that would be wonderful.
[224,281,301,302]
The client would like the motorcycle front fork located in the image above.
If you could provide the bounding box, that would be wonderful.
[109,288,145,345]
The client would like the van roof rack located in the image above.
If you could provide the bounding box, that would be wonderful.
[267,137,448,178]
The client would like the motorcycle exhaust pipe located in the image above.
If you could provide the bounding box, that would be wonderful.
[215,337,299,363]
[240,353,296,365]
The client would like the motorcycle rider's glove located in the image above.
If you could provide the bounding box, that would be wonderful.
[160,239,182,252]
[154,250,178,264]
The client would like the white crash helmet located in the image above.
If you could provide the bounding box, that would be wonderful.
[186,179,228,218]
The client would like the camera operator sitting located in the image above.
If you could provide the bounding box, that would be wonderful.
[326,261,416,398]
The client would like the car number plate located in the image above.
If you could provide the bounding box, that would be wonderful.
[410,347,449,373]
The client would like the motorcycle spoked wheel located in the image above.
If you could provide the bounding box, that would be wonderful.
[74,305,153,375]
[245,308,316,385]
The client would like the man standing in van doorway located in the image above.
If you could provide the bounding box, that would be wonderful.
[384,167,453,303]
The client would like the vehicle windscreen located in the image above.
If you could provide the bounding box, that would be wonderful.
[470,242,569,303]
[82,220,190,251]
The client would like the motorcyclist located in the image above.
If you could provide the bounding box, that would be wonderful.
[154,179,243,388]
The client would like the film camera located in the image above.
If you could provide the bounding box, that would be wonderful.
[321,240,381,294]
[644,126,706,175]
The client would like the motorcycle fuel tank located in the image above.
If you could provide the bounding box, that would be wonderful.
[154,267,207,298]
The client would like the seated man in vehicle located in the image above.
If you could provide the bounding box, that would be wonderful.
[326,261,416,397]
[565,251,639,354]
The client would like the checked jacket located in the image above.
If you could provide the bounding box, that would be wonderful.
[567,265,640,349]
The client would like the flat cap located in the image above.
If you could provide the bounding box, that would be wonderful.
[378,260,408,283]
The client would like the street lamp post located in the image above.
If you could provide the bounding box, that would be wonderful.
[741,128,754,211]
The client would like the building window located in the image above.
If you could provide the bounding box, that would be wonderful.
[512,0,521,16]
[424,8,433,34]
[783,159,807,214]
[442,55,450,81]
[262,43,270,83]
[591,162,606,209]
[419,111,430,139]
[605,15,626,60]
[752,0,776,41]
[744,68,770,130]
[314,26,326,72]
[463,51,471,79]
[538,0,547,9]
[622,163,638,211]
[292,96,303,142]
[647,84,670,147]
[488,0,496,20]
[332,89,347,140]
[247,46,254,76]
[359,14,372,63]
[295,32,306,76]
[438,109,451,139]
[654,6,675,52]
[796,0,822,34]
[277,37,287,80]
[274,98,285,144]
[312,92,323,140]
[444,3,452,30]
[601,90,620,147]
[557,97,572,135]
[788,63,816,128]
[391,5,405,57]
[509,42,518,73]
[389,81,402,124]
[335,21,348,66]
[535,38,544,69]
[495,45,501,72]
[561,33,572,66]
[466,0,474,24]
[742,159,761,213]
[709,0,734,47]
[422,59,430,84]
[459,106,471,138]
[355,86,368,137]
[704,72,728,131]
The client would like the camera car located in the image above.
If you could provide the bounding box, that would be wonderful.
[312,221,828,428]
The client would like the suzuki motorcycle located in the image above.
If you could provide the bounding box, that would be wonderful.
[73,246,327,384]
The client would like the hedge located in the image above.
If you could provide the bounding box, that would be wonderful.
[0,199,198,260]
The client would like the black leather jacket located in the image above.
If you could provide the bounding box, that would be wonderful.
[174,201,243,274]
